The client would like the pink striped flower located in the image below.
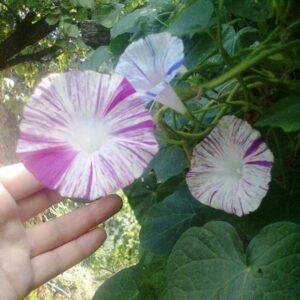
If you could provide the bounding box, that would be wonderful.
[17,71,158,200]
[186,115,274,216]
[115,32,186,114]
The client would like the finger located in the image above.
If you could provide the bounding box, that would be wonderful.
[32,228,106,289]
[18,189,62,222]
[0,182,20,224]
[0,164,42,201]
[28,195,122,257]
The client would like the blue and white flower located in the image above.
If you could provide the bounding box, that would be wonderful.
[115,32,186,113]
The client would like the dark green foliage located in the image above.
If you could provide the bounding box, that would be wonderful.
[169,0,214,35]
[147,145,188,183]
[164,221,300,299]
[92,0,300,297]
[256,96,300,132]
[93,0,300,298]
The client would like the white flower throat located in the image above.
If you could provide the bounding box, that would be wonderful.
[218,154,245,180]
[69,118,111,153]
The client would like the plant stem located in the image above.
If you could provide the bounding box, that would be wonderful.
[201,39,300,91]
[182,143,191,162]
[156,136,185,145]
[175,105,228,139]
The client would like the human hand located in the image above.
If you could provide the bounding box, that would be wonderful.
[0,164,122,300]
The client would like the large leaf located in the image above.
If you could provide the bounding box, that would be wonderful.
[77,0,94,9]
[140,184,201,254]
[163,221,300,299]
[222,25,259,57]
[80,46,113,71]
[110,33,130,55]
[111,8,156,38]
[169,0,214,35]
[195,180,300,240]
[156,174,185,201]
[256,97,300,132]
[140,176,300,256]
[148,145,188,182]
[92,4,123,28]
[94,255,167,300]
[61,22,80,37]
[93,265,143,300]
[224,0,270,22]
[185,33,217,68]
[123,173,157,224]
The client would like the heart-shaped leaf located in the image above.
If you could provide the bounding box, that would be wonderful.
[163,221,300,299]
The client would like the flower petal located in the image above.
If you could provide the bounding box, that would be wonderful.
[17,71,159,200]
[156,85,186,113]
[186,115,274,217]
[115,31,186,113]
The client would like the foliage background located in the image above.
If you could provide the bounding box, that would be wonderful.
[0,0,300,299]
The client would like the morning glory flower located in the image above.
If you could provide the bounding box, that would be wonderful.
[115,32,186,114]
[17,71,159,200]
[186,115,274,216]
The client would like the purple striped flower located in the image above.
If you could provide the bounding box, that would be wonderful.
[186,115,274,217]
[115,32,186,114]
[17,71,159,200]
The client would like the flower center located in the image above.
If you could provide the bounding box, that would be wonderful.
[224,157,244,179]
[216,152,245,181]
[69,118,110,153]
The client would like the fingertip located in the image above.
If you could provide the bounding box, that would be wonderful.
[99,228,107,241]
[89,228,107,251]
[108,194,123,212]
[93,194,123,215]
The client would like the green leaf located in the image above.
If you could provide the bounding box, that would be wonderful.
[185,33,217,68]
[256,97,300,132]
[80,46,113,72]
[236,26,259,49]
[124,173,157,224]
[111,7,156,38]
[140,174,300,256]
[163,221,300,299]
[222,24,237,56]
[222,25,259,57]
[92,4,124,28]
[224,0,271,22]
[110,33,130,56]
[46,15,59,25]
[77,0,94,9]
[93,265,143,300]
[140,184,201,254]
[93,255,167,300]
[148,145,188,182]
[138,253,168,298]
[195,181,300,240]
[169,0,214,35]
[61,22,80,37]
[156,174,185,201]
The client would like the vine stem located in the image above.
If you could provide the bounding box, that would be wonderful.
[175,105,228,139]
[182,143,192,162]
[201,39,300,91]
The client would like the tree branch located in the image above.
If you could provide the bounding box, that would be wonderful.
[0,45,62,70]
[0,11,58,71]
